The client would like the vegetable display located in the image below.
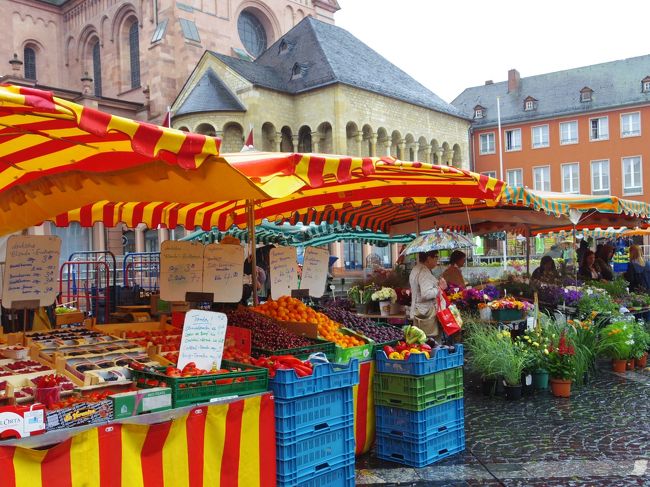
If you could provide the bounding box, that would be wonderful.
[382,341,433,360]
[250,355,314,378]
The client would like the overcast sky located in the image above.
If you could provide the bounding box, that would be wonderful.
[335,1,649,103]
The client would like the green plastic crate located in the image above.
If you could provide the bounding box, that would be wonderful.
[333,328,374,364]
[130,360,268,408]
[373,367,463,411]
[252,338,335,360]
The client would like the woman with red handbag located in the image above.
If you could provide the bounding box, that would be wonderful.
[408,250,447,337]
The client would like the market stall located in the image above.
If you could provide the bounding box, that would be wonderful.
[0,85,509,482]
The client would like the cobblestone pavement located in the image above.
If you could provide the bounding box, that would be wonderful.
[356,363,650,485]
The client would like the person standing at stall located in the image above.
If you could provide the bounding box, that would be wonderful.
[409,250,447,336]
[624,245,650,291]
[578,250,602,282]
[442,250,466,290]
[595,244,615,281]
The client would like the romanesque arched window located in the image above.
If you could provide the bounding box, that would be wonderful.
[129,22,140,88]
[24,47,36,80]
[92,40,102,96]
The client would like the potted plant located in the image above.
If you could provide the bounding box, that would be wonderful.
[598,322,635,373]
[494,333,529,401]
[465,325,505,395]
[632,322,650,369]
[371,287,397,317]
[518,327,552,390]
[347,284,376,314]
[566,317,599,386]
[546,330,576,397]
[488,297,533,322]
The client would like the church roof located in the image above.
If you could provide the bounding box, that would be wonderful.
[175,68,246,116]
[211,17,463,118]
[452,54,650,126]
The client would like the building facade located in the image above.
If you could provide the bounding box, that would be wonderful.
[171,17,471,271]
[2,0,339,122]
[452,56,650,201]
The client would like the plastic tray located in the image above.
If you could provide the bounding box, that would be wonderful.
[276,455,354,487]
[270,359,359,400]
[375,399,464,441]
[275,387,353,436]
[276,421,355,478]
[252,338,336,361]
[376,422,465,468]
[374,368,464,411]
[375,344,464,376]
[333,328,374,364]
[129,361,268,408]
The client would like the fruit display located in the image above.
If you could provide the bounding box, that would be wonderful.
[253,297,366,348]
[225,306,313,350]
[55,306,80,315]
[319,307,403,343]
[0,346,29,360]
[124,330,182,351]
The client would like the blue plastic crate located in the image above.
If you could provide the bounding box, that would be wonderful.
[276,421,355,478]
[275,387,354,436]
[276,453,354,487]
[375,398,464,441]
[375,344,464,376]
[270,359,359,400]
[376,421,465,468]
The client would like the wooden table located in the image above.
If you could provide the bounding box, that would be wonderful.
[116,305,152,313]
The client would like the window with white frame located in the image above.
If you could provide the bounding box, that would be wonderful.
[533,166,551,191]
[531,125,549,148]
[621,112,641,137]
[560,121,578,145]
[622,156,642,195]
[591,160,610,195]
[590,116,609,141]
[506,169,523,187]
[505,129,521,151]
[525,100,535,111]
[481,170,497,179]
[474,108,484,119]
[562,163,580,194]
[643,80,650,93]
[479,133,495,154]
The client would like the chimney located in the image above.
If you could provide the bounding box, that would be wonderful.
[508,69,520,93]
[485,80,493,85]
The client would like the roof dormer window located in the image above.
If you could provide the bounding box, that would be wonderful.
[523,96,537,111]
[291,62,308,80]
[580,87,593,102]
[474,105,485,119]
[278,39,290,55]
[642,76,650,93]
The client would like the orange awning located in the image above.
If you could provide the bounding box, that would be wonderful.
[54,152,507,232]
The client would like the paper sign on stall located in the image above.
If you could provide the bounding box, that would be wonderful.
[299,247,330,298]
[1,235,61,308]
[177,310,228,370]
[203,244,244,303]
[270,247,298,299]
[160,241,204,302]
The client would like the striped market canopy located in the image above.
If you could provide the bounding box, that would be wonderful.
[0,84,272,235]
[181,221,416,247]
[54,152,506,232]
[504,187,650,218]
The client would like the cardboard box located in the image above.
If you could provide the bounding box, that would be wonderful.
[45,399,113,431]
[0,403,46,439]
[110,387,172,419]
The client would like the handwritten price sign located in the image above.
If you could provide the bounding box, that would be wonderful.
[300,247,329,298]
[177,310,228,370]
[203,244,244,303]
[270,247,298,299]
[160,241,204,302]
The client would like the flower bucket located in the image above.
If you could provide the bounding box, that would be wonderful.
[612,359,627,373]
[626,359,635,370]
[390,302,402,315]
[481,378,496,396]
[549,378,572,398]
[505,384,522,401]
[636,352,648,368]
[491,308,523,322]
[479,307,492,321]
[379,301,391,317]
[532,370,549,390]
[354,303,367,314]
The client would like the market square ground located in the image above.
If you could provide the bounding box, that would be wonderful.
[356,363,650,486]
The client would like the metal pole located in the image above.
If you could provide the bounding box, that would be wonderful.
[246,200,259,305]
[497,96,507,271]
[525,227,531,276]
[415,207,421,236]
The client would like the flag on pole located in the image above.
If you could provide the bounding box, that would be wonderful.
[161,105,171,128]
[241,125,255,152]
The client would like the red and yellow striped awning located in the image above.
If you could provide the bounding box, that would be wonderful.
[0,85,271,235]
[54,152,506,232]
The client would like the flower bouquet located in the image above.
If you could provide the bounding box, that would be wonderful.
[488,296,533,321]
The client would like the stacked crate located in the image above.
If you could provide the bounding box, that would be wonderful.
[270,359,359,486]
[374,345,465,467]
